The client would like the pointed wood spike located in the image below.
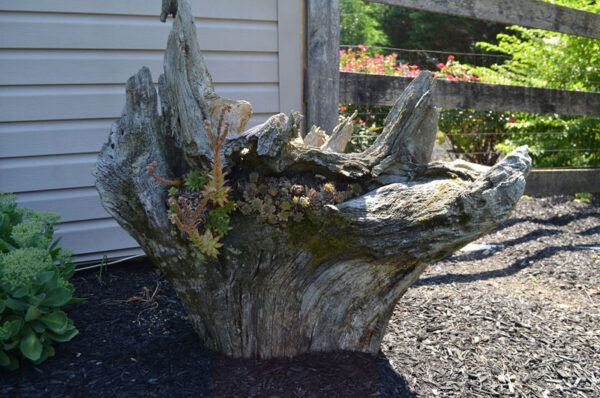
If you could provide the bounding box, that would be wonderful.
[365,71,438,164]
[160,0,178,22]
[161,0,252,169]
[321,110,357,153]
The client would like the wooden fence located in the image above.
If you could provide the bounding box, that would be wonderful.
[305,0,600,196]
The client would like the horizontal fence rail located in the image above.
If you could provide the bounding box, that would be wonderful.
[307,0,600,195]
[340,72,600,117]
[525,169,600,196]
[369,0,600,40]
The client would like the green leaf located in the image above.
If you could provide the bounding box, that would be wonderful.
[40,287,71,307]
[68,297,87,304]
[3,340,19,350]
[12,286,28,298]
[0,350,10,367]
[48,236,62,252]
[0,301,5,314]
[19,327,42,361]
[30,292,46,307]
[25,305,43,321]
[33,344,55,364]
[46,327,78,343]
[5,298,29,311]
[30,320,46,334]
[0,352,19,370]
[35,270,56,285]
[184,170,209,192]
[38,311,68,334]
[58,263,75,280]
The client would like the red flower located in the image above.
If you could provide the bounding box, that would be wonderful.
[508,117,516,123]
[436,63,445,69]
[340,106,347,112]
[448,55,455,61]
[410,64,418,70]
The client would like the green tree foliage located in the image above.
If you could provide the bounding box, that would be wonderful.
[466,0,600,167]
[379,8,506,68]
[438,110,514,165]
[340,0,389,47]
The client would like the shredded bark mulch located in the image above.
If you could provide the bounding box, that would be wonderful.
[1,195,598,397]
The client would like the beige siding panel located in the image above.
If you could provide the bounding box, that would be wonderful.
[16,188,108,223]
[0,84,280,122]
[55,218,139,255]
[0,154,97,192]
[277,0,304,115]
[0,119,111,158]
[0,50,278,86]
[0,13,278,52]
[1,114,273,158]
[75,248,145,264]
[0,0,278,21]
[0,0,302,262]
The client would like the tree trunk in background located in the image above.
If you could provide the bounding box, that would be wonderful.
[94,0,531,359]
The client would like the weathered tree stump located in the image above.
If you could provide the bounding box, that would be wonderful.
[94,0,531,359]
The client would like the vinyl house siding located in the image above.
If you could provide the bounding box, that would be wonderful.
[0,0,303,262]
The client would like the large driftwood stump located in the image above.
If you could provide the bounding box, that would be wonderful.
[94,0,531,359]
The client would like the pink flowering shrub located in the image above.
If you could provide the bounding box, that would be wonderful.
[340,49,516,163]
[339,45,421,151]
[340,48,481,82]
[435,55,481,82]
[340,46,421,77]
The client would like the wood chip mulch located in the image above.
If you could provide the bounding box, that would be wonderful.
[1,195,598,397]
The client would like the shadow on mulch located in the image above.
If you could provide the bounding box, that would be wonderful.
[0,259,414,398]
[579,224,600,236]
[447,227,562,263]
[417,244,591,287]
[212,351,414,397]
[492,211,599,231]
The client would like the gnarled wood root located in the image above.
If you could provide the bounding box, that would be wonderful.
[94,0,531,359]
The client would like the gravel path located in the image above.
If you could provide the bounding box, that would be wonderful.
[1,195,598,397]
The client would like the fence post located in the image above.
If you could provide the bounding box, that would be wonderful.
[305,0,340,135]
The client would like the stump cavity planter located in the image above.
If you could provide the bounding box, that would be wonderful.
[94,0,531,359]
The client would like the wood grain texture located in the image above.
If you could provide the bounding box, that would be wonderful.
[340,72,600,117]
[369,0,600,39]
[95,0,531,359]
[305,0,340,135]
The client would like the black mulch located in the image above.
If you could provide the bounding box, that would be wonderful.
[1,195,599,397]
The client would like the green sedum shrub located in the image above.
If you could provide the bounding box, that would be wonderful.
[0,192,81,371]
